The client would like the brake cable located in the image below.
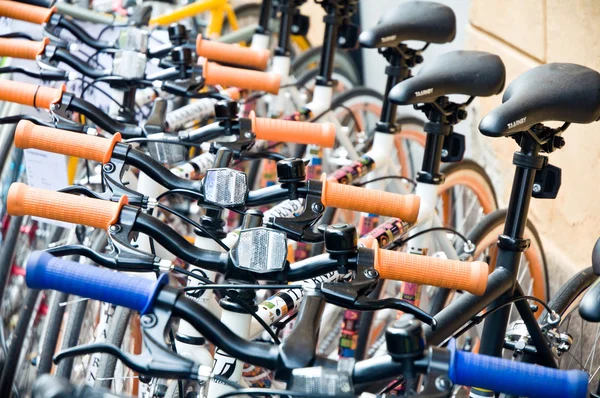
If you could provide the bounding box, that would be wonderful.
[388,226,472,251]
[171,269,284,344]
[354,175,417,188]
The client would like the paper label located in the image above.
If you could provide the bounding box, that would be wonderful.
[24,149,73,229]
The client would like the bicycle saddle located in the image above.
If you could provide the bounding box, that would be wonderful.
[479,63,600,137]
[388,51,506,104]
[358,1,456,48]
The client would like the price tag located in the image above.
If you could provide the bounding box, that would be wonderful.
[24,149,74,229]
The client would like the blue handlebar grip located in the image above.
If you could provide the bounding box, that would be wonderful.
[26,251,168,314]
[448,340,588,398]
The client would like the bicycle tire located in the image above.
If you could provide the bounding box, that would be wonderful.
[0,289,41,397]
[94,306,133,389]
[512,268,598,397]
[291,46,360,86]
[37,291,69,376]
[55,299,89,379]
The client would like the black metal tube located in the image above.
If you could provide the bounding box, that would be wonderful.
[316,3,340,85]
[502,135,540,240]
[275,1,295,56]
[246,184,290,206]
[123,148,202,192]
[257,0,272,34]
[287,253,338,281]
[55,16,113,50]
[173,295,280,369]
[416,132,445,183]
[513,284,557,368]
[424,266,514,345]
[67,98,144,138]
[134,212,228,271]
[52,48,110,79]
[352,355,403,385]
[378,53,406,128]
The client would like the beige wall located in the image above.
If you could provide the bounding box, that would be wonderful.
[467,1,600,287]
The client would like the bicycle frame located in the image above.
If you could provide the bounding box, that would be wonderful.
[423,132,558,368]
[149,0,236,36]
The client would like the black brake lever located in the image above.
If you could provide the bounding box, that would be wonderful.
[54,289,202,380]
[45,245,118,269]
[266,181,325,243]
[319,261,437,329]
[353,298,436,329]
[45,202,161,272]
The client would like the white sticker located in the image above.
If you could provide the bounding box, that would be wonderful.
[24,149,73,229]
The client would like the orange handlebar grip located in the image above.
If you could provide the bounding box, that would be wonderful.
[0,80,64,109]
[320,175,421,223]
[196,34,270,70]
[0,37,48,60]
[0,1,56,24]
[202,60,280,94]
[248,111,336,148]
[373,242,488,295]
[15,120,122,163]
[7,183,128,230]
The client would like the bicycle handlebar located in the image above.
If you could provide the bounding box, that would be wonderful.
[15,120,122,163]
[7,183,128,230]
[196,34,270,70]
[0,37,48,60]
[25,253,584,398]
[0,80,64,109]
[202,60,280,94]
[26,251,168,314]
[248,111,336,148]
[320,174,421,223]
[0,0,55,24]
[447,340,588,398]
[372,242,488,295]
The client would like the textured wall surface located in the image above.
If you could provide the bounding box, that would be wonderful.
[466,0,600,290]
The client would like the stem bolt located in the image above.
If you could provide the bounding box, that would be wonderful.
[103,163,116,173]
[141,314,157,328]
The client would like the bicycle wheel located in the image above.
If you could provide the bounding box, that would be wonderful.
[291,46,361,86]
[533,268,599,396]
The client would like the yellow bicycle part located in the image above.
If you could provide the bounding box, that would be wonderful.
[150,0,239,38]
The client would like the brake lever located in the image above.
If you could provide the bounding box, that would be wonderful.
[45,245,118,269]
[58,149,149,209]
[54,288,202,380]
[319,261,437,328]
[267,181,324,243]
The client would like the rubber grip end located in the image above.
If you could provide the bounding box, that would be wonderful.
[196,34,270,70]
[7,182,27,216]
[470,261,489,296]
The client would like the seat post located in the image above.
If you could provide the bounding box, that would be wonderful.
[377,47,411,133]
[415,103,455,186]
[501,133,541,248]
[476,132,543,363]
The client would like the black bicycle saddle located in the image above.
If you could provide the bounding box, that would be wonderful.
[358,1,456,49]
[388,51,506,105]
[479,63,600,137]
